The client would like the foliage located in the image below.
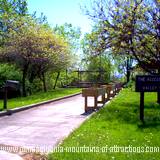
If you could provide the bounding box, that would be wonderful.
[0,0,28,46]
[0,1,78,95]
[114,55,135,82]
[54,23,81,69]
[0,63,21,87]
[81,31,113,83]
[54,23,81,52]
[85,55,112,83]
[0,16,71,95]
[49,88,160,160]
[51,23,82,88]
[81,25,106,57]
[84,0,160,74]
[51,71,78,87]
[0,0,28,15]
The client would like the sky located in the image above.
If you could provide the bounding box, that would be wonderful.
[27,0,93,34]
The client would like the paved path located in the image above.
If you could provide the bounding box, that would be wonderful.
[0,94,99,158]
[0,151,23,160]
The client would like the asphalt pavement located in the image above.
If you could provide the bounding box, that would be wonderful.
[0,94,98,159]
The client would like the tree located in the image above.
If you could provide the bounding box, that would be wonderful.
[52,23,81,88]
[54,23,81,67]
[81,31,113,83]
[86,54,112,83]
[54,23,81,53]
[84,0,160,75]
[0,0,28,45]
[1,16,71,95]
[113,55,134,83]
[0,63,21,87]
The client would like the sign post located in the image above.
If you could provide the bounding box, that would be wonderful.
[136,75,160,121]
[140,92,144,121]
[157,92,160,104]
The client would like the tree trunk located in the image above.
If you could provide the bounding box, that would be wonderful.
[65,69,68,86]
[126,70,131,84]
[22,68,27,97]
[157,69,160,104]
[42,72,47,92]
[126,57,131,83]
[53,72,60,89]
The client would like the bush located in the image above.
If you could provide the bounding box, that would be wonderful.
[0,63,22,87]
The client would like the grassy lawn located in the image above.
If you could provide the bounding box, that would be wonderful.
[49,88,160,160]
[0,88,81,110]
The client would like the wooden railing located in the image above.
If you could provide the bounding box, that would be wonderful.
[82,83,123,112]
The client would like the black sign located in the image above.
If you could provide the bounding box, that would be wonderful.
[4,80,20,90]
[136,75,160,92]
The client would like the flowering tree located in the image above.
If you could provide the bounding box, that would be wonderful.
[0,0,28,45]
[84,0,160,74]
[1,16,71,95]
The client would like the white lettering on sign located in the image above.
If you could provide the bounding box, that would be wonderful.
[138,77,145,82]
[142,86,158,90]
[146,77,160,82]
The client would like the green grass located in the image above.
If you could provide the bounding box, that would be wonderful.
[0,88,81,110]
[49,88,160,160]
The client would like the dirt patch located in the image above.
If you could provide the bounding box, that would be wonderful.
[22,153,47,160]
[0,144,48,160]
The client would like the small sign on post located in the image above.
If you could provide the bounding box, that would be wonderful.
[136,75,160,121]
[136,75,160,92]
